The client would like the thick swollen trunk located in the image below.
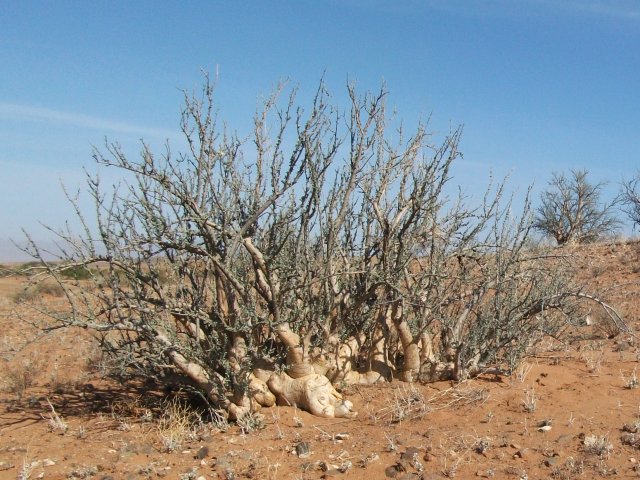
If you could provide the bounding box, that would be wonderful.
[365,321,394,382]
[390,303,421,382]
[267,370,357,418]
[227,335,276,417]
[275,323,305,365]
[320,334,388,385]
[416,331,455,382]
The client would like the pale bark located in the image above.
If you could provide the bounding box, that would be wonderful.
[267,371,357,418]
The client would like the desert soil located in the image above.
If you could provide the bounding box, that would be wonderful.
[1,241,640,480]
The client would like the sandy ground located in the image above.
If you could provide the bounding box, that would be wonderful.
[1,241,639,480]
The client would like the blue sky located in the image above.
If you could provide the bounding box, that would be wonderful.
[1,0,639,260]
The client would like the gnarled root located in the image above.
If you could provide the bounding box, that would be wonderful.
[226,374,275,421]
[250,374,276,408]
[267,369,357,418]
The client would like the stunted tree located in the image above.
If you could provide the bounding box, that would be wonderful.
[534,169,620,245]
[21,77,622,420]
[621,173,640,227]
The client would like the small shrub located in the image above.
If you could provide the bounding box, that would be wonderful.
[580,342,606,372]
[237,411,266,434]
[1,359,40,399]
[583,434,613,457]
[178,470,198,480]
[59,264,92,280]
[621,432,640,449]
[0,264,15,277]
[13,282,65,303]
[522,387,537,413]
[590,309,623,339]
[67,465,99,479]
[550,457,585,478]
[43,398,68,434]
[621,368,638,389]
[18,457,34,480]
[382,384,430,424]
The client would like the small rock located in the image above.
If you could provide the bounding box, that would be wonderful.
[296,441,311,458]
[476,469,494,478]
[514,448,529,459]
[538,425,552,432]
[544,458,558,467]
[197,476,207,480]
[0,461,13,471]
[385,464,404,478]
[42,459,56,467]
[400,447,420,461]
[556,434,573,445]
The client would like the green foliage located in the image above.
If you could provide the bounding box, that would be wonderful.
[59,264,93,280]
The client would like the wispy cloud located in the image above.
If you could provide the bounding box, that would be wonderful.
[531,0,640,20]
[341,0,640,22]
[0,102,178,138]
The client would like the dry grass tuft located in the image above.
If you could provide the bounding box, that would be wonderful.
[1,358,40,399]
[583,434,613,457]
[620,367,638,389]
[237,410,266,434]
[12,281,65,303]
[522,387,537,413]
[42,398,68,434]
[156,399,199,452]
[380,383,430,424]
